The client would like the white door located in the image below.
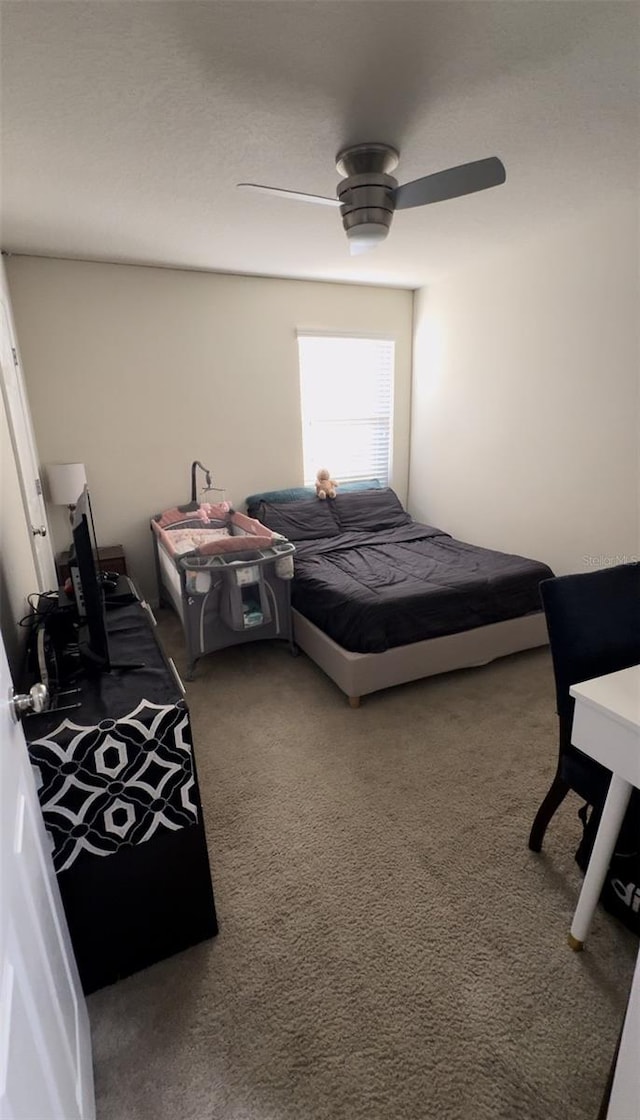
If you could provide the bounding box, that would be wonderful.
[0,630,95,1119]
[0,263,57,591]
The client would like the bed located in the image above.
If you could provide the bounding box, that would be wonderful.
[246,485,553,706]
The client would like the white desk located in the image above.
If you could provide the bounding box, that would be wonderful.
[569,667,640,1118]
[569,664,640,951]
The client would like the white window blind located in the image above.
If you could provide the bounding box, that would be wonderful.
[297,333,395,487]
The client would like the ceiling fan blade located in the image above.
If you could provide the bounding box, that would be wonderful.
[237,183,340,207]
[393,157,506,211]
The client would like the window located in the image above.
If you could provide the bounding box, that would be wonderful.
[297,333,395,487]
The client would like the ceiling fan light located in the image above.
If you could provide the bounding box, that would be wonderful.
[347,223,389,256]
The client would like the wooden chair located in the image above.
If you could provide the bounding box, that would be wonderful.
[528,563,640,852]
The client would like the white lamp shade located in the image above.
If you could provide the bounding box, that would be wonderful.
[47,462,87,506]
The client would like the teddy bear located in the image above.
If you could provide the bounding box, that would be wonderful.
[315,467,338,500]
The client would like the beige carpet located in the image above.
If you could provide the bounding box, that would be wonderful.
[88,614,637,1120]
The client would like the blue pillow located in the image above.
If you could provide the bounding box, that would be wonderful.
[245,478,382,513]
[246,486,315,508]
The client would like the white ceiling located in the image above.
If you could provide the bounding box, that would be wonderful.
[1,1,638,289]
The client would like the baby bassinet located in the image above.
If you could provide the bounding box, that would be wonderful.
[151,501,295,678]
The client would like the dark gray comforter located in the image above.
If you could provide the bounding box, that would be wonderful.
[291,523,553,653]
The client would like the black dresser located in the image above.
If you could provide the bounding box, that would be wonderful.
[23,596,218,994]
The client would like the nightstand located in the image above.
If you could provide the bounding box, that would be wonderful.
[57,544,127,584]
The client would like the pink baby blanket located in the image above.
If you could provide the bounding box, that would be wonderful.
[152,503,275,559]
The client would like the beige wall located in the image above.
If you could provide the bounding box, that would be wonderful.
[409,197,640,576]
[7,258,413,600]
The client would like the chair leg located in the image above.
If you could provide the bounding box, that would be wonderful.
[528,773,571,852]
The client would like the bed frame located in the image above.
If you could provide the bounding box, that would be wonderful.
[292,608,549,707]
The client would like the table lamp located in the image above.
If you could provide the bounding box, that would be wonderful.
[47,462,87,523]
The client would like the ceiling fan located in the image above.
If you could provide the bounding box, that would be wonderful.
[238,143,506,256]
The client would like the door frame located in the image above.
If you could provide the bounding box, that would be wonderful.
[0,256,57,591]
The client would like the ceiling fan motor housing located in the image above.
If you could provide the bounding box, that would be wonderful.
[335,144,400,246]
[337,171,398,238]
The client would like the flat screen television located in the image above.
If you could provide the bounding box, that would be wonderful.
[70,486,110,672]
[69,486,141,674]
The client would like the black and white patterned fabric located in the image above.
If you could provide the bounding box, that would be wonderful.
[29,699,199,872]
